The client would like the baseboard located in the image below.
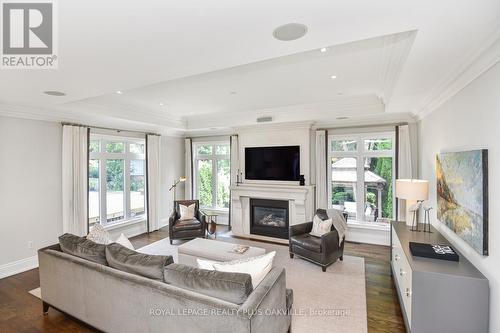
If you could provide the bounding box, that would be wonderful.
[160,218,169,228]
[0,255,39,280]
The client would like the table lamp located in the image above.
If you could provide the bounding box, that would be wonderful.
[395,179,429,232]
[169,176,186,202]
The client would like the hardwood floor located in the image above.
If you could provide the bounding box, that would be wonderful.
[0,227,405,332]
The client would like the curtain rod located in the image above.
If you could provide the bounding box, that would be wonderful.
[316,121,410,131]
[61,122,160,136]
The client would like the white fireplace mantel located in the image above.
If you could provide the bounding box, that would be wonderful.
[230,183,315,243]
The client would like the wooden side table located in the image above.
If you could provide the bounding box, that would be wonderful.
[203,212,218,238]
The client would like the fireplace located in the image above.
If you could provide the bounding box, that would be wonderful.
[250,199,289,239]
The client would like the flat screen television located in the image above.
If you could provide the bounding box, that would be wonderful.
[245,146,300,181]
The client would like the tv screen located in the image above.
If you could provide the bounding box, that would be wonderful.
[245,146,300,181]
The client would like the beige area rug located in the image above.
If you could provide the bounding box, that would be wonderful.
[30,237,367,333]
[139,237,368,333]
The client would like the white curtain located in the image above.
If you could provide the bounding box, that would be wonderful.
[229,135,239,230]
[397,124,413,222]
[184,138,193,199]
[315,130,328,209]
[147,134,161,232]
[230,135,239,185]
[62,125,88,236]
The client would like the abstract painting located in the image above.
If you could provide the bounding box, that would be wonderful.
[436,150,488,255]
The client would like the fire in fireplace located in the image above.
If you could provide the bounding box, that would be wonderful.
[250,199,289,239]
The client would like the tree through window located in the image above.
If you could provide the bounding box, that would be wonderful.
[329,132,395,225]
[194,142,230,210]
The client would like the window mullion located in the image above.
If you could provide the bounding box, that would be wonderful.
[100,157,107,225]
[212,155,217,209]
[124,153,131,219]
[356,140,365,222]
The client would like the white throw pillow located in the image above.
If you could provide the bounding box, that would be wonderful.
[86,224,111,244]
[309,215,333,238]
[197,258,218,270]
[115,233,134,250]
[179,203,196,220]
[212,251,276,288]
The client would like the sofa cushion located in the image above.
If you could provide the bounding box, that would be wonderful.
[286,288,294,311]
[106,243,173,280]
[115,233,134,250]
[172,218,201,231]
[164,263,253,304]
[290,233,322,253]
[59,233,108,265]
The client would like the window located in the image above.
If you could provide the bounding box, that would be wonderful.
[88,135,146,227]
[328,132,395,226]
[193,142,230,210]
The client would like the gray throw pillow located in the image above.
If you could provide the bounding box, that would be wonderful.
[106,243,173,281]
[164,263,253,304]
[59,233,107,265]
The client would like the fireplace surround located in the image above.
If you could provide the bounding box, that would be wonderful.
[250,198,289,239]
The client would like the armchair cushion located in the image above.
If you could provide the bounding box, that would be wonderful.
[172,218,202,232]
[289,234,322,253]
[309,215,333,237]
[179,203,196,220]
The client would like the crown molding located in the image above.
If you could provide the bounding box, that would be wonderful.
[415,26,500,120]
[378,30,417,105]
[0,102,185,135]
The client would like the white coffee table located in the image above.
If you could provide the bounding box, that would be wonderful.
[178,238,266,267]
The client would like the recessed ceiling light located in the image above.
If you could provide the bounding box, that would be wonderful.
[330,75,337,79]
[273,23,308,41]
[43,91,66,96]
[320,47,328,53]
[115,90,123,95]
[229,91,237,95]
[159,102,165,106]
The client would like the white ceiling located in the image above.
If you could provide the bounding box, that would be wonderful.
[1,0,499,134]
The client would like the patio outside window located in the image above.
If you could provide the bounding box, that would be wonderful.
[328,132,395,227]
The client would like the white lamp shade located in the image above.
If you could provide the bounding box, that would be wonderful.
[396,179,429,201]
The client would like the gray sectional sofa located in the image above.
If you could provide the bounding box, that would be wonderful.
[38,239,292,333]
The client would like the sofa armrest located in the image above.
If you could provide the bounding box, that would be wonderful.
[169,210,177,227]
[238,267,290,332]
[197,210,206,229]
[289,221,313,237]
[321,229,340,251]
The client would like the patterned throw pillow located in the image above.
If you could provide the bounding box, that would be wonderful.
[87,224,111,244]
[179,203,196,220]
[309,215,333,238]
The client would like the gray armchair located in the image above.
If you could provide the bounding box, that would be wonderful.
[289,209,346,272]
[169,200,206,244]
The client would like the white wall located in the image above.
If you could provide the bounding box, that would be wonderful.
[238,123,311,185]
[419,62,500,333]
[159,136,185,227]
[0,115,186,278]
[0,116,63,278]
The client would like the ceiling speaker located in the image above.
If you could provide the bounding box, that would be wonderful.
[273,23,308,41]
